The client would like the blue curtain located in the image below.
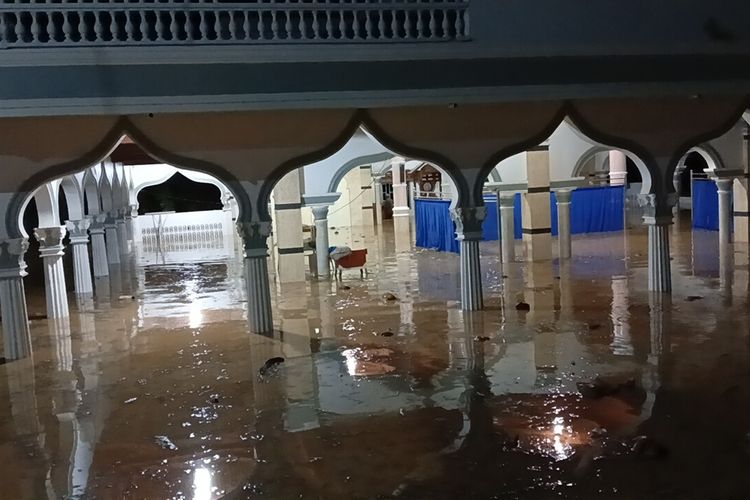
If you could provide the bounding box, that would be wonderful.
[692,179,719,231]
[415,199,459,253]
[415,186,626,253]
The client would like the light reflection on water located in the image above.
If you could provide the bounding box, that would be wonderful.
[2,223,749,499]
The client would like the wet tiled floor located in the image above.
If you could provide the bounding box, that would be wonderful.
[1,218,749,499]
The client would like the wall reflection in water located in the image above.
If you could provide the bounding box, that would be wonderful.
[0,226,747,498]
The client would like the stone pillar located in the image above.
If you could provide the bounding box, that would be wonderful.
[89,216,109,278]
[104,214,120,265]
[34,226,70,319]
[452,207,486,311]
[522,147,552,262]
[238,221,274,334]
[373,176,384,226]
[555,189,573,260]
[716,178,733,246]
[65,219,94,296]
[312,205,331,278]
[273,170,306,283]
[609,150,627,186]
[498,194,516,264]
[0,238,32,360]
[125,204,137,243]
[407,180,415,215]
[640,194,676,293]
[391,157,410,218]
[359,166,375,226]
[116,209,129,255]
[735,134,750,243]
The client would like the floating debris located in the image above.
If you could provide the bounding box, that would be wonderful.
[631,435,669,459]
[383,292,399,302]
[124,397,137,404]
[119,295,135,300]
[380,331,394,337]
[515,302,530,311]
[259,357,285,376]
[154,435,178,451]
[588,323,602,331]
[340,285,351,291]
[685,296,704,302]
[474,336,490,342]
[577,377,637,399]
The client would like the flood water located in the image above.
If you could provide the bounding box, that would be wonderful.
[1,216,749,499]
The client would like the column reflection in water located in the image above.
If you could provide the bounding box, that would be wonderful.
[394,216,413,329]
[610,276,634,356]
[719,240,734,306]
[46,314,95,498]
[641,294,668,423]
[525,262,556,386]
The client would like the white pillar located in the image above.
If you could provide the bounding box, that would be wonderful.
[65,219,94,296]
[521,147,552,262]
[359,166,375,226]
[125,204,137,242]
[272,170,306,283]
[640,194,675,293]
[34,226,70,319]
[312,205,331,279]
[407,180,415,215]
[373,176,384,226]
[391,157,410,218]
[0,238,32,360]
[452,207,486,311]
[555,189,573,259]
[89,216,109,278]
[104,214,120,265]
[116,211,128,255]
[716,178,733,246]
[238,221,273,333]
[498,194,516,264]
[609,150,627,186]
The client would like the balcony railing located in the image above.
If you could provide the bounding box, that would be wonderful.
[0,0,470,48]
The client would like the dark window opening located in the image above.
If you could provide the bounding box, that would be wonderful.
[137,172,222,215]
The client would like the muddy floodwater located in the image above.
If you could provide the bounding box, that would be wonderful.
[1,218,749,499]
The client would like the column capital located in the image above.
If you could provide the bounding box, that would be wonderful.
[105,211,119,228]
[638,193,678,223]
[65,218,91,243]
[555,189,573,204]
[498,193,516,209]
[311,205,330,221]
[716,178,734,193]
[34,226,66,258]
[0,237,28,277]
[452,206,487,241]
[237,220,272,257]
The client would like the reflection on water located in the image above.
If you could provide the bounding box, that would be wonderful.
[0,222,749,499]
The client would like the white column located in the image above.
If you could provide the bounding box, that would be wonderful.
[452,207,486,311]
[104,213,120,265]
[89,215,109,278]
[116,209,129,255]
[407,180,415,215]
[555,189,573,259]
[312,205,331,278]
[373,176,384,226]
[716,178,733,246]
[0,238,32,360]
[498,194,516,264]
[65,219,94,296]
[359,165,375,226]
[125,204,137,242]
[640,194,675,293]
[521,147,552,262]
[391,157,410,218]
[272,170,306,283]
[238,221,274,333]
[609,150,627,186]
[34,226,70,319]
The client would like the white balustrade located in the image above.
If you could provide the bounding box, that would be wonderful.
[0,0,470,48]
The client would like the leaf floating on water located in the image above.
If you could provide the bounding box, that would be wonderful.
[154,435,178,451]
[124,397,137,404]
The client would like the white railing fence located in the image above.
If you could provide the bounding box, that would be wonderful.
[0,0,470,48]
[136,210,234,255]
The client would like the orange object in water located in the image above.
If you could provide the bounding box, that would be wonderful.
[335,249,367,269]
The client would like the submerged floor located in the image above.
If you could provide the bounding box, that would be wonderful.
[1,218,749,499]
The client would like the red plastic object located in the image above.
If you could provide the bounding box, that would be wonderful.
[335,249,367,269]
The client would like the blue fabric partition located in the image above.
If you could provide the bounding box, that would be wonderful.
[415,186,625,253]
[415,198,459,253]
[692,179,719,231]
